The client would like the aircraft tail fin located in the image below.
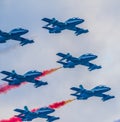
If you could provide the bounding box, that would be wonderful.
[11,70,17,75]
[24,106,29,111]
[57,61,67,65]
[79,85,84,90]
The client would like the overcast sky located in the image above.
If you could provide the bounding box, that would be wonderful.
[0,0,120,122]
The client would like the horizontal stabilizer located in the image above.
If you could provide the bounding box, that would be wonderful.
[42,26,52,30]
[1,71,12,75]
[70,87,80,91]
[56,53,67,57]
[42,18,52,22]
[14,106,29,114]
[57,61,67,65]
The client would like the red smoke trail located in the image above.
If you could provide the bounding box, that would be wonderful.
[48,99,75,109]
[0,108,38,122]
[35,67,61,80]
[0,67,61,94]
[0,99,75,122]
[0,82,26,94]
[0,116,22,122]
[31,99,75,112]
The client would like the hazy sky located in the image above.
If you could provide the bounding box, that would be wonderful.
[0,0,120,122]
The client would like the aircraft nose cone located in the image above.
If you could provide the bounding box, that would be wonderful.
[92,55,97,59]
[77,19,84,23]
[80,19,84,22]
[52,109,55,112]
[107,87,111,90]
[30,40,34,43]
[48,108,55,112]
[23,29,29,33]
[103,87,111,91]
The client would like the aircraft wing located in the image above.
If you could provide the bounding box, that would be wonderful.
[25,79,47,88]
[46,115,60,122]
[81,62,101,71]
[102,94,115,101]
[67,27,88,36]
[14,37,34,46]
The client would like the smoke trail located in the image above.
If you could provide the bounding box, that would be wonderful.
[35,67,61,80]
[0,82,26,94]
[0,67,61,94]
[0,116,22,122]
[48,99,75,109]
[28,99,75,112]
[0,99,75,121]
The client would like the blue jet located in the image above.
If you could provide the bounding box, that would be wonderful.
[42,17,88,36]
[14,106,60,122]
[71,85,115,101]
[1,70,48,88]
[0,28,34,46]
[56,52,102,71]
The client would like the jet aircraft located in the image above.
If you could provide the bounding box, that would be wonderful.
[56,52,102,71]
[14,106,60,122]
[42,17,88,36]
[0,28,34,46]
[1,70,48,88]
[70,85,115,101]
